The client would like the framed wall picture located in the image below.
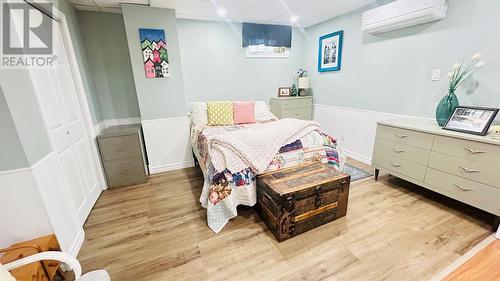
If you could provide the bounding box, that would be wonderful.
[278,87,291,97]
[443,106,499,136]
[318,30,343,72]
[139,28,170,78]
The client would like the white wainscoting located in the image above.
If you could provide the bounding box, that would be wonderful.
[93,117,142,136]
[0,153,85,256]
[313,104,433,165]
[0,167,52,249]
[142,116,194,174]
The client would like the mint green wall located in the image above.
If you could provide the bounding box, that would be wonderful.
[177,19,305,103]
[0,68,52,167]
[57,0,103,124]
[122,5,187,120]
[78,11,140,120]
[0,88,28,171]
[304,0,500,118]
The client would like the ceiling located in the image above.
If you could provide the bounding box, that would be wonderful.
[70,0,376,27]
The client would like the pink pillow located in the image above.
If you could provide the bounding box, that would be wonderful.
[233,101,255,124]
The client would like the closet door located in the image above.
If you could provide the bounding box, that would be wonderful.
[28,16,101,225]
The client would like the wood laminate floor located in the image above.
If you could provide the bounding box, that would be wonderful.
[443,239,500,281]
[77,160,493,281]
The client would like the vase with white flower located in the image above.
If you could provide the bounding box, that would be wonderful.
[436,53,486,126]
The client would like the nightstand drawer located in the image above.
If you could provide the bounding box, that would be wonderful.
[99,135,141,161]
[279,98,312,109]
[103,158,147,188]
[376,125,434,150]
[280,107,312,120]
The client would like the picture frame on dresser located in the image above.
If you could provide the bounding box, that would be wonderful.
[278,87,291,97]
[443,106,499,136]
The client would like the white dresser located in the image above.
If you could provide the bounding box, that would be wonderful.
[372,119,500,228]
[270,96,313,120]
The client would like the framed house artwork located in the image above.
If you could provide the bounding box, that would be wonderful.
[139,28,170,78]
[318,30,343,72]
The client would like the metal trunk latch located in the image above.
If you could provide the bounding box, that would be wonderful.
[314,186,322,208]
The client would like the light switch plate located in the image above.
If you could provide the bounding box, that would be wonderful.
[431,69,441,81]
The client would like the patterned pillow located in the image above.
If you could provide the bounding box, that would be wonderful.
[207,101,234,126]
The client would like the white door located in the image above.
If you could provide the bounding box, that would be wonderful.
[28,16,102,225]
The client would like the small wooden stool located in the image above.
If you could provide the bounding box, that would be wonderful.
[0,234,65,281]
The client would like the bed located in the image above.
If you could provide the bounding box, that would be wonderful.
[190,101,341,233]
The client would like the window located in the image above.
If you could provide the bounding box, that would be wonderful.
[242,23,292,58]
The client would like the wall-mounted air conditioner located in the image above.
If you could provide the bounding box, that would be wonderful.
[362,0,448,34]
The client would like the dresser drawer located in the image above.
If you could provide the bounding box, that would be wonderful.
[428,152,499,188]
[373,156,427,181]
[373,138,430,166]
[433,135,500,164]
[99,135,141,161]
[103,158,147,188]
[279,98,312,109]
[280,107,312,120]
[376,125,434,150]
[425,168,500,216]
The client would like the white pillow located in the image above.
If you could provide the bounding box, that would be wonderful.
[189,102,208,126]
[255,101,277,122]
[189,100,276,126]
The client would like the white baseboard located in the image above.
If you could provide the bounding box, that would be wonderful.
[142,116,194,174]
[313,104,433,164]
[94,117,142,136]
[149,161,195,174]
[69,229,85,257]
[344,149,372,165]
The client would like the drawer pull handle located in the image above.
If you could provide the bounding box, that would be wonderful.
[390,162,401,167]
[454,183,474,191]
[120,169,133,175]
[458,166,480,173]
[394,133,408,138]
[464,147,487,154]
[392,148,405,153]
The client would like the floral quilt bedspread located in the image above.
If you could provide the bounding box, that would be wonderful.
[191,122,339,233]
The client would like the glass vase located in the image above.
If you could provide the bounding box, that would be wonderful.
[435,91,459,126]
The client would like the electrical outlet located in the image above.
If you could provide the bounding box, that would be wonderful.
[431,69,441,81]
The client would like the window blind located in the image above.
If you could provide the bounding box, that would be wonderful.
[242,23,292,48]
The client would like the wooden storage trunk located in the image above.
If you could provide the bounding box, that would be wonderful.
[256,162,350,242]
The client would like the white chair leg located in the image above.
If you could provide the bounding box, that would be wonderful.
[496,224,500,239]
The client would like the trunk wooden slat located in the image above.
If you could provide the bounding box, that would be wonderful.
[256,162,350,242]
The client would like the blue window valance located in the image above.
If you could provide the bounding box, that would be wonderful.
[242,23,292,48]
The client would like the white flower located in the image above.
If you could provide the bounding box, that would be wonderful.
[452,63,461,70]
[475,61,486,69]
[447,72,454,79]
[472,53,482,60]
